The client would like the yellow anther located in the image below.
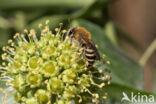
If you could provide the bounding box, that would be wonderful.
[24,29,28,33]
[106,61,110,64]
[102,54,105,59]
[45,20,50,25]
[99,69,103,73]
[55,28,59,32]
[38,24,43,28]
[62,29,67,33]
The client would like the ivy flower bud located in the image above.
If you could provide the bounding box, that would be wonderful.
[28,56,43,69]
[47,77,64,94]
[12,74,25,92]
[35,89,51,103]
[26,72,42,87]
[63,86,78,100]
[26,97,39,104]
[42,61,59,77]
[62,69,77,84]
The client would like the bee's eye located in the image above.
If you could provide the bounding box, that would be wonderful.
[69,28,75,35]
[69,30,73,34]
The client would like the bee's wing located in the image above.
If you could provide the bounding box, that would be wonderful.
[88,40,101,60]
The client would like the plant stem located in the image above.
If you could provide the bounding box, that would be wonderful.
[139,39,156,66]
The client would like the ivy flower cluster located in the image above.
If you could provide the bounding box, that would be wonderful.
[0,20,111,104]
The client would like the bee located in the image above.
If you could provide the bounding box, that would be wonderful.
[68,27,100,67]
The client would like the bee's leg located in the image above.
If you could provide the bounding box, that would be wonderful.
[74,49,85,62]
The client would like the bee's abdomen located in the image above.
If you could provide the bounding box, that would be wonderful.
[85,48,96,67]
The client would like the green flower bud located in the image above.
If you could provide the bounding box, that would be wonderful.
[62,69,77,84]
[54,100,65,104]
[14,92,22,102]
[79,75,90,87]
[12,74,25,92]
[28,56,43,69]
[47,77,63,94]
[42,61,59,77]
[35,89,50,103]
[26,97,39,104]
[26,72,42,87]
[41,46,57,59]
[63,86,78,100]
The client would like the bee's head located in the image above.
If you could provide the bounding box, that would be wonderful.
[67,27,77,39]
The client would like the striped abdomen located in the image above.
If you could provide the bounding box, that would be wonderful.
[85,47,96,67]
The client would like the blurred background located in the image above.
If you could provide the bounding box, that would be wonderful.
[0,0,155,103]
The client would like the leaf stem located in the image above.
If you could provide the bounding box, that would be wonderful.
[139,39,156,66]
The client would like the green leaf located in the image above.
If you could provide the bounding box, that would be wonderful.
[0,0,95,10]
[0,29,9,47]
[71,0,113,19]
[104,22,118,46]
[72,19,143,88]
[101,83,156,103]
[28,15,69,33]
